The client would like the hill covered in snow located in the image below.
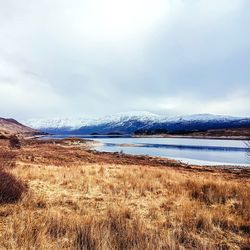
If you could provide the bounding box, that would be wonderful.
[23,112,250,135]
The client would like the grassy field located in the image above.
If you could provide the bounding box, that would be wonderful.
[0,138,249,249]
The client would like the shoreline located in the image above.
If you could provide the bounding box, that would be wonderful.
[33,133,250,141]
[35,136,250,168]
[39,137,250,175]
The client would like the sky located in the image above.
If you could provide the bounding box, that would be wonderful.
[0,0,250,120]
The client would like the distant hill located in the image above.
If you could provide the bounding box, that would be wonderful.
[0,117,41,137]
[24,112,250,137]
[184,126,250,138]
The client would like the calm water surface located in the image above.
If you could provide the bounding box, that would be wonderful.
[43,135,250,166]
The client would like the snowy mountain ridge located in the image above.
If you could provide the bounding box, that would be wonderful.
[23,112,249,132]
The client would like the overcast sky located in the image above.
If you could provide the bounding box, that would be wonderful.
[0,0,250,119]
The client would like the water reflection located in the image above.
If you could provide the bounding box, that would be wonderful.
[95,138,250,166]
[42,135,250,166]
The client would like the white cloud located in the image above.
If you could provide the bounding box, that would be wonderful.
[0,0,249,118]
[0,59,65,119]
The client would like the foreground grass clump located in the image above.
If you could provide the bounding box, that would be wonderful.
[9,135,21,149]
[0,140,26,204]
[0,171,27,204]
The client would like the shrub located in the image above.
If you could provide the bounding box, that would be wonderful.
[9,135,21,149]
[0,171,27,204]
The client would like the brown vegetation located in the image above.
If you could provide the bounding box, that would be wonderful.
[0,171,27,204]
[9,135,21,149]
[192,126,250,138]
[0,149,16,170]
[0,117,42,137]
[0,138,27,204]
[0,138,249,249]
[0,133,9,140]
[136,126,250,139]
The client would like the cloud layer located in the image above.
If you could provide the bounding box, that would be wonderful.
[0,0,249,119]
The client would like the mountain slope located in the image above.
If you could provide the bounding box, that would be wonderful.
[0,117,41,137]
[24,112,250,135]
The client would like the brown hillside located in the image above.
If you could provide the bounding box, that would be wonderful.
[0,117,41,137]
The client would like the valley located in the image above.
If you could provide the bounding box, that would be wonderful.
[0,116,249,249]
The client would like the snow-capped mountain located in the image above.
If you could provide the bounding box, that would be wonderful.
[24,117,91,131]
[23,112,250,135]
[24,111,162,131]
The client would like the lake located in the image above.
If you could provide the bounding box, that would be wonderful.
[43,135,250,166]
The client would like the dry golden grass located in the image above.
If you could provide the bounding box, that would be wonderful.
[0,139,249,249]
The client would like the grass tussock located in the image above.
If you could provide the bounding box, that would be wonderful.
[9,135,21,149]
[0,171,27,204]
[0,141,27,204]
